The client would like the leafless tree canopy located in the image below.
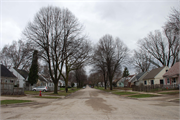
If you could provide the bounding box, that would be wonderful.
[133,50,151,73]
[74,67,87,88]
[0,40,33,70]
[92,34,128,90]
[138,29,179,68]
[134,7,179,71]
[23,6,88,93]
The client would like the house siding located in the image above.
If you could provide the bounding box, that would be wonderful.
[10,68,26,88]
[143,66,169,85]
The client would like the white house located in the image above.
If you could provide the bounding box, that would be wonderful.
[10,67,28,88]
[131,72,148,86]
[59,79,65,87]
[74,82,77,87]
[143,66,169,85]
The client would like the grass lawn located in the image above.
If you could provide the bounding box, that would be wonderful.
[34,96,61,99]
[112,91,137,95]
[95,87,117,92]
[25,88,81,96]
[114,87,132,90]
[24,91,42,95]
[46,88,81,96]
[150,88,163,92]
[1,100,32,105]
[128,94,159,98]
[159,91,179,95]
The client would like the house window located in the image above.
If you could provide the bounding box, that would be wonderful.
[144,81,147,85]
[167,78,170,83]
[160,79,164,84]
[10,80,14,83]
[151,80,154,85]
[172,78,176,83]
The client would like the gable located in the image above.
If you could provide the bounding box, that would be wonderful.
[143,67,165,80]
[13,68,29,79]
[163,62,180,77]
[155,66,169,79]
[1,64,17,78]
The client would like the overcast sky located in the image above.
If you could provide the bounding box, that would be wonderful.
[0,0,179,74]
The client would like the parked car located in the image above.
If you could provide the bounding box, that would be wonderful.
[32,86,48,92]
[83,86,86,89]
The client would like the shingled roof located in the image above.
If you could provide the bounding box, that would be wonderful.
[14,68,29,79]
[163,62,180,78]
[136,72,146,80]
[143,67,165,80]
[1,64,17,78]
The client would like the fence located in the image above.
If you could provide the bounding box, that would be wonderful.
[1,83,24,95]
[132,84,179,92]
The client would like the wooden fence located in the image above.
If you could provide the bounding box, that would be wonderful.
[1,83,24,95]
[132,84,179,92]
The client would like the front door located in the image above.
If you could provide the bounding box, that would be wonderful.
[151,80,154,85]
[172,78,176,85]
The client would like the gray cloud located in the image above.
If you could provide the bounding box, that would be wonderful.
[0,1,178,51]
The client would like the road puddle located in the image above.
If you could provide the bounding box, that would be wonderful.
[85,98,116,113]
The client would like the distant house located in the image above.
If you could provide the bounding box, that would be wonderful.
[124,74,136,87]
[113,78,121,87]
[131,72,148,86]
[59,79,65,87]
[117,78,126,87]
[143,66,169,85]
[74,82,77,87]
[10,67,28,88]
[10,68,52,90]
[37,74,48,86]
[163,62,180,86]
[1,64,17,94]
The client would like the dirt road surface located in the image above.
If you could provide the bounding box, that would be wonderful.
[1,85,179,120]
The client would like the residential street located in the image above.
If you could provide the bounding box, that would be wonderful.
[1,86,179,120]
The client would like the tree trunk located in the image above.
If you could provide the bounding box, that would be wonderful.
[54,81,58,94]
[65,79,68,93]
[110,82,112,90]
[109,77,113,90]
[104,81,107,89]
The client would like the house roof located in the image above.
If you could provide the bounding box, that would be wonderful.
[136,72,146,80]
[38,75,48,82]
[113,78,121,83]
[14,68,29,79]
[163,62,180,78]
[1,64,17,78]
[119,77,126,82]
[143,67,165,80]
[131,72,146,82]
[127,74,136,82]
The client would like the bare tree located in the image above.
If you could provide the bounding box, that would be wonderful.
[133,50,151,72]
[91,45,108,89]
[138,8,180,68]
[23,6,86,93]
[164,7,180,65]
[0,40,33,70]
[61,40,91,92]
[93,34,128,90]
[138,29,179,68]
[74,67,87,88]
[88,72,102,87]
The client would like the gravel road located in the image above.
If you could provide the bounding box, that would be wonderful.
[1,85,179,120]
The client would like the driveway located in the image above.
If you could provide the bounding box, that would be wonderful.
[1,85,179,120]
